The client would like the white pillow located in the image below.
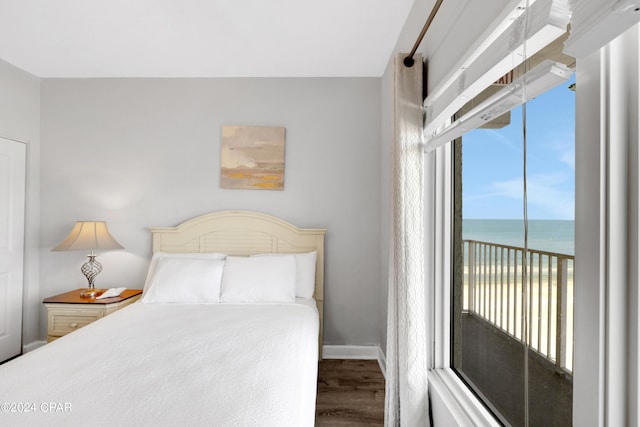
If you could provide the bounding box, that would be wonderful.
[141,257,224,304]
[251,251,317,298]
[220,255,296,303]
[143,252,226,293]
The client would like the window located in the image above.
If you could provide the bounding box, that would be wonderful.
[451,75,575,425]
[425,4,640,426]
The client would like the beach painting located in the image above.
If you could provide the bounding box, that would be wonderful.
[220,125,285,190]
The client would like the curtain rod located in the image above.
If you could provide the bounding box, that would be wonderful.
[404,0,444,67]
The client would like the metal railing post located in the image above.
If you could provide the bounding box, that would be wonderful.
[468,241,475,313]
[556,257,568,370]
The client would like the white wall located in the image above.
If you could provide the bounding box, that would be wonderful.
[39,77,381,346]
[0,58,40,346]
[573,24,640,426]
[378,59,393,357]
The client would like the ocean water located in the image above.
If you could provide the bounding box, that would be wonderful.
[462,219,575,255]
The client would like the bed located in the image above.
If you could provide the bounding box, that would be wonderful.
[0,210,326,427]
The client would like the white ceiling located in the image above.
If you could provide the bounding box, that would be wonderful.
[0,0,415,78]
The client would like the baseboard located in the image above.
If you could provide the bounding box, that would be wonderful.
[22,340,46,353]
[322,345,386,379]
[322,344,379,359]
[377,346,387,379]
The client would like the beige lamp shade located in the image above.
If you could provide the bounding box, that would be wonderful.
[52,221,123,297]
[52,221,124,251]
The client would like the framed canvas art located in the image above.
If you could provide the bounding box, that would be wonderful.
[220,125,285,190]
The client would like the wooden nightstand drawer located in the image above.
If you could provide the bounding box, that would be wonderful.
[49,309,104,337]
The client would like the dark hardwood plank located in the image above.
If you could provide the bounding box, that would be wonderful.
[316,359,385,426]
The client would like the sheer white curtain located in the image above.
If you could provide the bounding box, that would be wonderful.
[385,53,429,427]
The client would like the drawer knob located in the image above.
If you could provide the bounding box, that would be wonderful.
[70,323,78,328]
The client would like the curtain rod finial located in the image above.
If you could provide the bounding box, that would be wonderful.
[403,56,415,68]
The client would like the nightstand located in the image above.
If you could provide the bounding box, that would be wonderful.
[43,289,143,342]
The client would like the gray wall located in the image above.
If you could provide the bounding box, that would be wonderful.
[0,0,519,360]
[39,77,381,346]
[0,58,40,346]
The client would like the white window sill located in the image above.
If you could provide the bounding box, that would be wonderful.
[429,368,502,427]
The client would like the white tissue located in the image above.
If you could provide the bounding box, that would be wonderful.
[96,287,127,299]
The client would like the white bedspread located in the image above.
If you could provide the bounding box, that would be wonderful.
[0,301,319,427]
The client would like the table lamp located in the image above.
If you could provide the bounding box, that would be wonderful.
[52,221,124,297]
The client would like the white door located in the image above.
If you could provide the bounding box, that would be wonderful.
[0,137,26,362]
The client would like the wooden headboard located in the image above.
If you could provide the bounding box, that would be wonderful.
[148,210,327,358]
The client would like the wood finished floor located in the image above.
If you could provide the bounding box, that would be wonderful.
[316,359,385,426]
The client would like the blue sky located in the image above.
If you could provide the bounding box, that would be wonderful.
[462,74,576,220]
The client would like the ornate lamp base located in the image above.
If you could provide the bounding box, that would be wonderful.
[79,288,105,298]
[79,252,105,298]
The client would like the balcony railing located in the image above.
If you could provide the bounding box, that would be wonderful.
[463,240,574,373]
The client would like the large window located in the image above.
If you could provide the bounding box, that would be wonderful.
[451,74,575,425]
[424,4,640,426]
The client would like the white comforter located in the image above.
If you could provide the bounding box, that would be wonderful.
[0,301,319,427]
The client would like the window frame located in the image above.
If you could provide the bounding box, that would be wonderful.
[425,24,640,426]
[425,141,502,426]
